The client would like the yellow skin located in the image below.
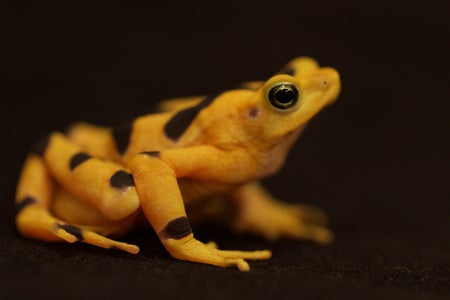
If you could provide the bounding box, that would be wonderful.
[15,57,341,271]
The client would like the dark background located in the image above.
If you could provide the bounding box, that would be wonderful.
[1,1,449,299]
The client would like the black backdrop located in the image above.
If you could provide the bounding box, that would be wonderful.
[2,1,449,299]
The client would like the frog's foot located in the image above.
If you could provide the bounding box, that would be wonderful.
[163,234,271,271]
[52,223,140,254]
[16,203,139,254]
[233,200,334,244]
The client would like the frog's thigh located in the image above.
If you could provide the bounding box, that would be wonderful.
[129,152,271,271]
[41,132,140,220]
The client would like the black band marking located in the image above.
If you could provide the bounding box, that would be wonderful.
[112,122,133,155]
[56,223,84,241]
[164,92,221,141]
[15,196,37,215]
[160,217,192,240]
[69,152,92,171]
[109,170,135,189]
[31,135,51,156]
[139,151,161,158]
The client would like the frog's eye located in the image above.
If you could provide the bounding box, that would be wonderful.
[267,83,299,110]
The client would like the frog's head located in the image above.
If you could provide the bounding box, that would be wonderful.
[237,57,341,151]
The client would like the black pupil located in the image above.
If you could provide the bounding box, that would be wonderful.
[269,84,298,109]
[276,87,296,104]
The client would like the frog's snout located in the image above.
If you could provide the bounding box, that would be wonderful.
[317,68,340,89]
[312,67,341,104]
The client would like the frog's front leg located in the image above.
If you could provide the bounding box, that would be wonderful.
[230,182,334,244]
[129,147,271,271]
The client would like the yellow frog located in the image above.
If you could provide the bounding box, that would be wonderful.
[15,57,341,271]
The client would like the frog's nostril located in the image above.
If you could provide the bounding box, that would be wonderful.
[320,68,340,89]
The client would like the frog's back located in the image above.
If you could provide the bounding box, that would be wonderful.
[66,112,179,164]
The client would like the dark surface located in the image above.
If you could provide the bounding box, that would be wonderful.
[2,1,449,299]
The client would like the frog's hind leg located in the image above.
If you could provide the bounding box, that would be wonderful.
[16,154,57,242]
[15,154,139,254]
[53,223,140,254]
[17,202,140,254]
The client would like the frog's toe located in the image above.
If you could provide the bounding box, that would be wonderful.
[291,203,330,226]
[205,242,272,261]
[289,224,335,245]
[82,230,140,254]
[53,224,79,243]
[231,259,250,272]
[212,248,272,260]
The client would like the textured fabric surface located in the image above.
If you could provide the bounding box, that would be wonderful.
[2,1,449,299]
